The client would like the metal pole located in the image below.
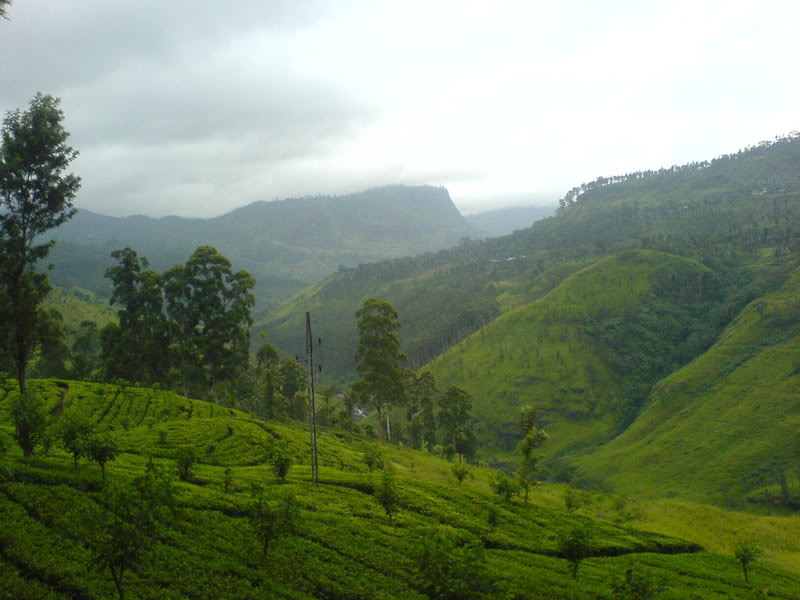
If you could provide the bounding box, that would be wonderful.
[306,312,319,484]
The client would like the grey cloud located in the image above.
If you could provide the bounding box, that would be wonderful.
[0,0,328,106]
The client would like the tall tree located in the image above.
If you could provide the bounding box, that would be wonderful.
[103,248,167,384]
[0,93,80,393]
[354,298,405,441]
[437,385,475,462]
[516,405,548,503]
[0,1,11,19]
[255,334,280,419]
[163,246,255,398]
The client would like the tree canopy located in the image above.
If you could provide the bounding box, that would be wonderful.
[0,93,80,393]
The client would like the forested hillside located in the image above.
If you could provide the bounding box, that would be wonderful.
[46,185,477,313]
[264,135,800,382]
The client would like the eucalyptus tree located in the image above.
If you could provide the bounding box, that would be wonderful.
[438,385,475,462]
[163,246,255,398]
[0,93,80,393]
[354,298,405,441]
[516,405,548,502]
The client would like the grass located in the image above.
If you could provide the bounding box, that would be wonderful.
[2,379,799,598]
[577,264,800,505]
[427,250,714,462]
[43,286,117,333]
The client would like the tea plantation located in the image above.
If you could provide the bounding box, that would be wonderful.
[1,379,799,599]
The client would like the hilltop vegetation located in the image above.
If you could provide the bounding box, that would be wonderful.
[2,379,800,599]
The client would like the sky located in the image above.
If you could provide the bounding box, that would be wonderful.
[1,0,798,218]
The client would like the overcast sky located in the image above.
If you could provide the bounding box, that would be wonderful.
[2,1,798,217]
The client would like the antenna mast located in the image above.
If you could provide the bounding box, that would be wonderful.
[305,312,319,484]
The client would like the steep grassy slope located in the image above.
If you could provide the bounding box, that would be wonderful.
[426,250,720,464]
[576,263,800,506]
[3,379,798,599]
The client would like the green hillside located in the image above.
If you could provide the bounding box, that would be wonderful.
[42,287,117,334]
[425,250,722,464]
[264,136,800,381]
[576,262,800,506]
[2,379,799,599]
[47,185,477,313]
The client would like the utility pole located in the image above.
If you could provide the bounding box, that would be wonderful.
[305,312,319,484]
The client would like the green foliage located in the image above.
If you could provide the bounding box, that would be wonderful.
[90,464,176,600]
[416,528,492,600]
[375,467,400,523]
[248,493,300,557]
[451,463,470,485]
[362,443,384,473]
[354,298,406,441]
[490,471,520,503]
[579,263,800,505]
[9,392,47,457]
[734,541,763,583]
[559,526,593,579]
[1,379,799,599]
[223,466,233,493]
[0,93,80,394]
[486,506,499,529]
[438,385,476,462]
[564,488,588,512]
[609,567,665,600]
[58,409,95,469]
[265,438,292,481]
[516,405,548,503]
[84,430,117,481]
[175,446,198,481]
[103,245,255,400]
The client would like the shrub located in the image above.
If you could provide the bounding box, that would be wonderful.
[734,541,762,583]
[375,467,399,523]
[10,393,47,457]
[486,506,499,529]
[175,447,198,481]
[609,566,665,599]
[266,439,292,481]
[490,471,520,503]
[249,494,300,557]
[58,410,95,469]
[416,529,492,600]
[90,464,176,600]
[84,431,118,481]
[223,467,233,494]
[559,526,593,579]
[451,463,470,485]
[362,444,384,473]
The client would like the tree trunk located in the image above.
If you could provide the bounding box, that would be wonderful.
[111,566,125,600]
[385,404,392,442]
[15,355,26,396]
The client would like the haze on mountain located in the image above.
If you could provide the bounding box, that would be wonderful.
[2,0,798,219]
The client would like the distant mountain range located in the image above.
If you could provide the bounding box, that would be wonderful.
[45,185,478,313]
[465,204,555,237]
